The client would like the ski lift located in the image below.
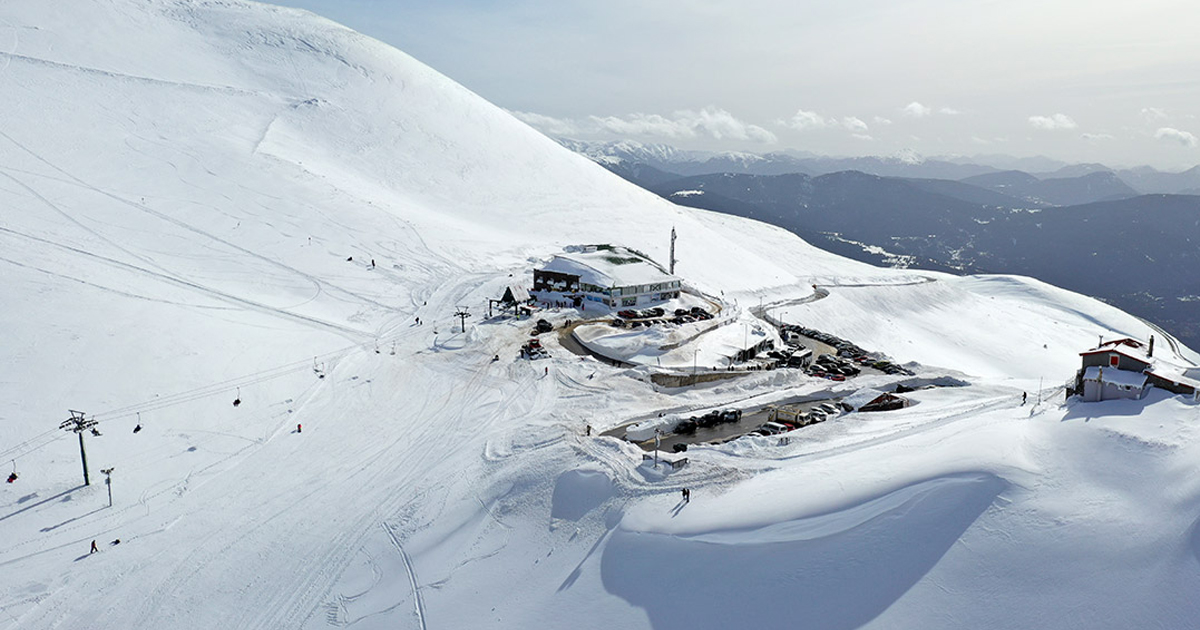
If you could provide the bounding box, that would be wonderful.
[133,412,142,434]
[6,460,16,483]
[390,342,396,356]
[313,357,325,379]
[233,387,242,407]
[90,427,102,437]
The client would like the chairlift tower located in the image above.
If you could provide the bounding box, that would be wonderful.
[454,306,472,333]
[60,410,97,486]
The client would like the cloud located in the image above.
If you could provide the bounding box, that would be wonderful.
[938,107,961,115]
[1028,113,1077,130]
[903,102,932,117]
[1081,132,1114,141]
[512,107,777,143]
[1155,127,1197,147]
[841,116,869,133]
[1140,107,1168,120]
[780,110,870,134]
[510,111,583,137]
[782,109,832,130]
[873,116,893,125]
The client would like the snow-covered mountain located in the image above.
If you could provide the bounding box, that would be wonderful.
[4,2,1200,629]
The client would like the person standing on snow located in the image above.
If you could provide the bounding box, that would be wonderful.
[90,540,98,554]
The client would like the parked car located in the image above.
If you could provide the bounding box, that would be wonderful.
[534,319,553,333]
[645,307,665,317]
[719,409,742,423]
[674,419,697,434]
[760,422,790,435]
[697,411,722,428]
[618,310,638,319]
[675,308,690,317]
[817,403,839,415]
[672,443,688,453]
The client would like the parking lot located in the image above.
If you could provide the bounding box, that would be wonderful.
[610,395,846,452]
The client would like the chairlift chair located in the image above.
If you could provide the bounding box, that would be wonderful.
[233,387,242,407]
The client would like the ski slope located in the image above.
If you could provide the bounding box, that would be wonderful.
[3,1,1200,629]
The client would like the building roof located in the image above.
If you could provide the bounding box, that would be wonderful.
[1082,366,1148,389]
[843,388,887,411]
[1146,368,1200,391]
[502,284,530,303]
[541,246,676,289]
[1079,346,1151,364]
[1098,338,1145,350]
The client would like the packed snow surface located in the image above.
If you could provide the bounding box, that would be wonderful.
[3,2,1200,629]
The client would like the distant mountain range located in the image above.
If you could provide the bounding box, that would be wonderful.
[565,139,1200,195]
[564,139,1200,348]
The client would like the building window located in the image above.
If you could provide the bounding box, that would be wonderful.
[622,297,636,306]
[1109,355,1119,367]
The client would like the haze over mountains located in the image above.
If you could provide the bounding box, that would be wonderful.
[567,139,1200,195]
[567,139,1200,347]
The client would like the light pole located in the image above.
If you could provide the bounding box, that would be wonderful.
[101,467,114,507]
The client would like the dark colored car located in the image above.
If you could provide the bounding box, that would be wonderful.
[535,319,553,333]
[674,419,697,434]
[697,411,721,428]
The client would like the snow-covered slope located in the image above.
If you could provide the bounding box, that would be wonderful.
[3,2,1200,629]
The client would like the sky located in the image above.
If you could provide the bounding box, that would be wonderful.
[263,0,1200,170]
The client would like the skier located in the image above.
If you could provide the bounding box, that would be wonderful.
[685,488,691,502]
[1022,391,1027,405]
[297,423,302,433]
[370,259,376,269]
[90,540,98,554]
[544,366,548,376]
[586,425,592,436]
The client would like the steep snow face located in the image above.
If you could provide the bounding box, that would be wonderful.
[4,2,1200,630]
